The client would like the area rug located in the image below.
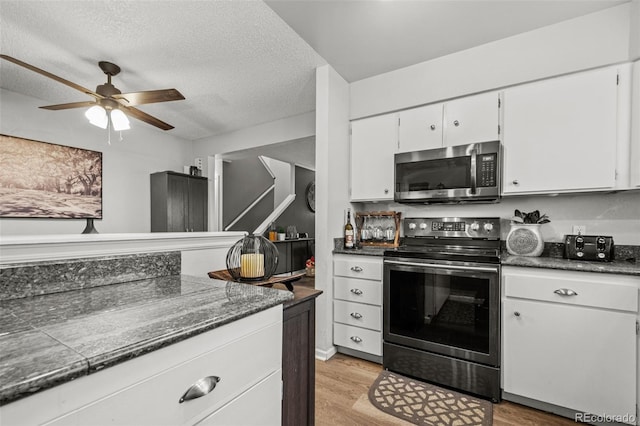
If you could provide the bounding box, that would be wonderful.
[368,370,493,426]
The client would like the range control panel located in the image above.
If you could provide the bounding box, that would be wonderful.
[404,217,501,240]
[564,234,613,262]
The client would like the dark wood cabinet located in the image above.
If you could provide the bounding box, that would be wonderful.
[274,239,313,274]
[150,171,208,232]
[282,287,322,426]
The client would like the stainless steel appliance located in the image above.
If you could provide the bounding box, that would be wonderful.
[394,141,500,204]
[564,234,614,261]
[383,217,501,401]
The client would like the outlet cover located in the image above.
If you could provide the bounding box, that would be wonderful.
[572,225,586,235]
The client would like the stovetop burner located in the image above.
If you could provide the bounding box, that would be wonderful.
[384,217,502,263]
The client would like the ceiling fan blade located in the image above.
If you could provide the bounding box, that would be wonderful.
[0,54,103,99]
[40,101,97,110]
[113,89,185,106]
[122,105,174,131]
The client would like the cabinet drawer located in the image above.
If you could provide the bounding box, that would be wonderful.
[196,370,281,426]
[333,323,382,356]
[334,300,382,331]
[503,267,638,312]
[45,321,282,426]
[334,276,382,306]
[334,256,382,281]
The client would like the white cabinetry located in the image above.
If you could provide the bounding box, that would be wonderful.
[502,66,622,195]
[502,267,637,422]
[398,91,500,153]
[631,60,640,188]
[2,306,283,426]
[350,114,398,201]
[333,254,383,359]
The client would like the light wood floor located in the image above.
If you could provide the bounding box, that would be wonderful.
[315,353,577,426]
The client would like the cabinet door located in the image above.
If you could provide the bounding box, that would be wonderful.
[503,298,636,418]
[631,61,640,188]
[398,103,443,152]
[350,114,398,201]
[167,173,189,232]
[443,91,500,147]
[502,67,618,194]
[188,177,208,232]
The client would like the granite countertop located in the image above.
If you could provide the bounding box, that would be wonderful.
[332,241,640,276]
[0,274,293,406]
[501,255,640,276]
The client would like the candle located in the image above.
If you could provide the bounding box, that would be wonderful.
[240,253,265,279]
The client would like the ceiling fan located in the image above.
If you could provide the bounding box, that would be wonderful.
[0,54,184,131]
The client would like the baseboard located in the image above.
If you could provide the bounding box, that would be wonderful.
[315,346,337,361]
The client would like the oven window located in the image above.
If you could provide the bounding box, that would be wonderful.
[388,269,490,354]
[396,157,470,192]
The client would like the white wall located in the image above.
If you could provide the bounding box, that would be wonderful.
[192,111,315,159]
[631,0,640,59]
[0,89,192,236]
[315,64,350,360]
[350,3,633,119]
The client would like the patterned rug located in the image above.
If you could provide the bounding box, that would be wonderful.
[368,370,493,425]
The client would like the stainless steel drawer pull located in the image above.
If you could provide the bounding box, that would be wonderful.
[350,312,363,319]
[554,288,578,296]
[350,266,363,272]
[350,336,362,343]
[179,376,221,403]
[350,288,363,295]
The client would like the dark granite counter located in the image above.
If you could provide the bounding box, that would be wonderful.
[501,255,639,276]
[332,246,388,256]
[332,238,640,276]
[0,274,293,406]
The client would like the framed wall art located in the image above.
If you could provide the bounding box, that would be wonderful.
[0,134,102,219]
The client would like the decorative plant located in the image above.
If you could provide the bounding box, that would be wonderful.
[510,209,551,224]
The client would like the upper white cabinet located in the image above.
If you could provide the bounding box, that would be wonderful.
[398,103,443,152]
[631,60,640,188]
[350,113,398,202]
[502,66,621,195]
[398,91,500,153]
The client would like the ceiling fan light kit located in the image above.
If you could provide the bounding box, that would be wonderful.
[0,55,184,136]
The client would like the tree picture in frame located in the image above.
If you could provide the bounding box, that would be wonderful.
[0,134,102,219]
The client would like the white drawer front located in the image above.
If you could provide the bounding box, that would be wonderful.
[334,255,383,281]
[196,370,281,426]
[44,322,282,426]
[334,300,382,331]
[333,323,382,356]
[503,267,638,312]
[334,276,382,306]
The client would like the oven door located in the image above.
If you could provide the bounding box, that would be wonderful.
[383,257,500,366]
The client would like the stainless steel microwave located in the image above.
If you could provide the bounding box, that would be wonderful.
[394,140,501,204]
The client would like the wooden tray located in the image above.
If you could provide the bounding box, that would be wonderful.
[207,269,304,291]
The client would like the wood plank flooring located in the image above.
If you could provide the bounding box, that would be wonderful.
[315,353,578,426]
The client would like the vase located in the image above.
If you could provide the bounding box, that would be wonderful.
[506,223,544,257]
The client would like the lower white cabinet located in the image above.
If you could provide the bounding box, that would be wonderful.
[333,254,383,359]
[2,306,283,426]
[502,267,638,422]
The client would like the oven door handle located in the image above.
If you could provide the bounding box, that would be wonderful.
[384,259,498,273]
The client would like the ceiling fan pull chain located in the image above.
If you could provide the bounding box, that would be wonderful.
[107,125,112,145]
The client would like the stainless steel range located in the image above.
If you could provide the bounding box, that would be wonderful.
[383,217,501,401]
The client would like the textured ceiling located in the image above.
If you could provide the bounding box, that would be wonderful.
[0,1,327,141]
[0,0,629,143]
